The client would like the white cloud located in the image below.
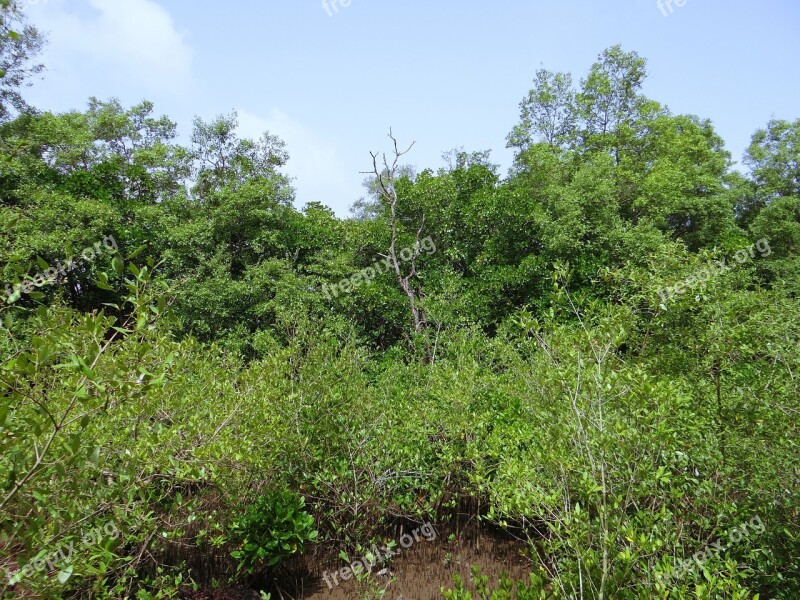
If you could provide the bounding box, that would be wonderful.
[33,0,192,96]
[238,109,350,212]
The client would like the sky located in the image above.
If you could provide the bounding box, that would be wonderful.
[20,0,800,217]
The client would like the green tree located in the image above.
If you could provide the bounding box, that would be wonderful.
[0,0,44,121]
[507,68,576,152]
[745,118,800,199]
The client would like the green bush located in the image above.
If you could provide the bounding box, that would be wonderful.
[228,491,318,575]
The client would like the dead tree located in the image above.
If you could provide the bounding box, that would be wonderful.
[365,129,428,334]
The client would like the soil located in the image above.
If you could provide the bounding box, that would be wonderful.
[187,521,533,600]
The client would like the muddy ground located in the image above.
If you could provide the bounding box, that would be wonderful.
[188,521,534,600]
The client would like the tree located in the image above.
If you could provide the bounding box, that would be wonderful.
[28,99,192,203]
[366,130,429,336]
[190,112,290,203]
[578,46,647,134]
[745,118,800,199]
[0,0,44,121]
[507,68,576,152]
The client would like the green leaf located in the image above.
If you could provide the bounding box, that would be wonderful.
[127,244,148,260]
[97,273,114,290]
[112,255,124,276]
[57,566,74,583]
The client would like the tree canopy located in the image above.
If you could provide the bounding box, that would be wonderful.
[1,20,798,599]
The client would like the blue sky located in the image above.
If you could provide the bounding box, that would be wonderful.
[22,0,800,216]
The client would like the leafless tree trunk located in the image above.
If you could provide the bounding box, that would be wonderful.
[365,130,428,336]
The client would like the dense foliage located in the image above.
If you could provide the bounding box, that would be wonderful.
[1,4,798,598]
